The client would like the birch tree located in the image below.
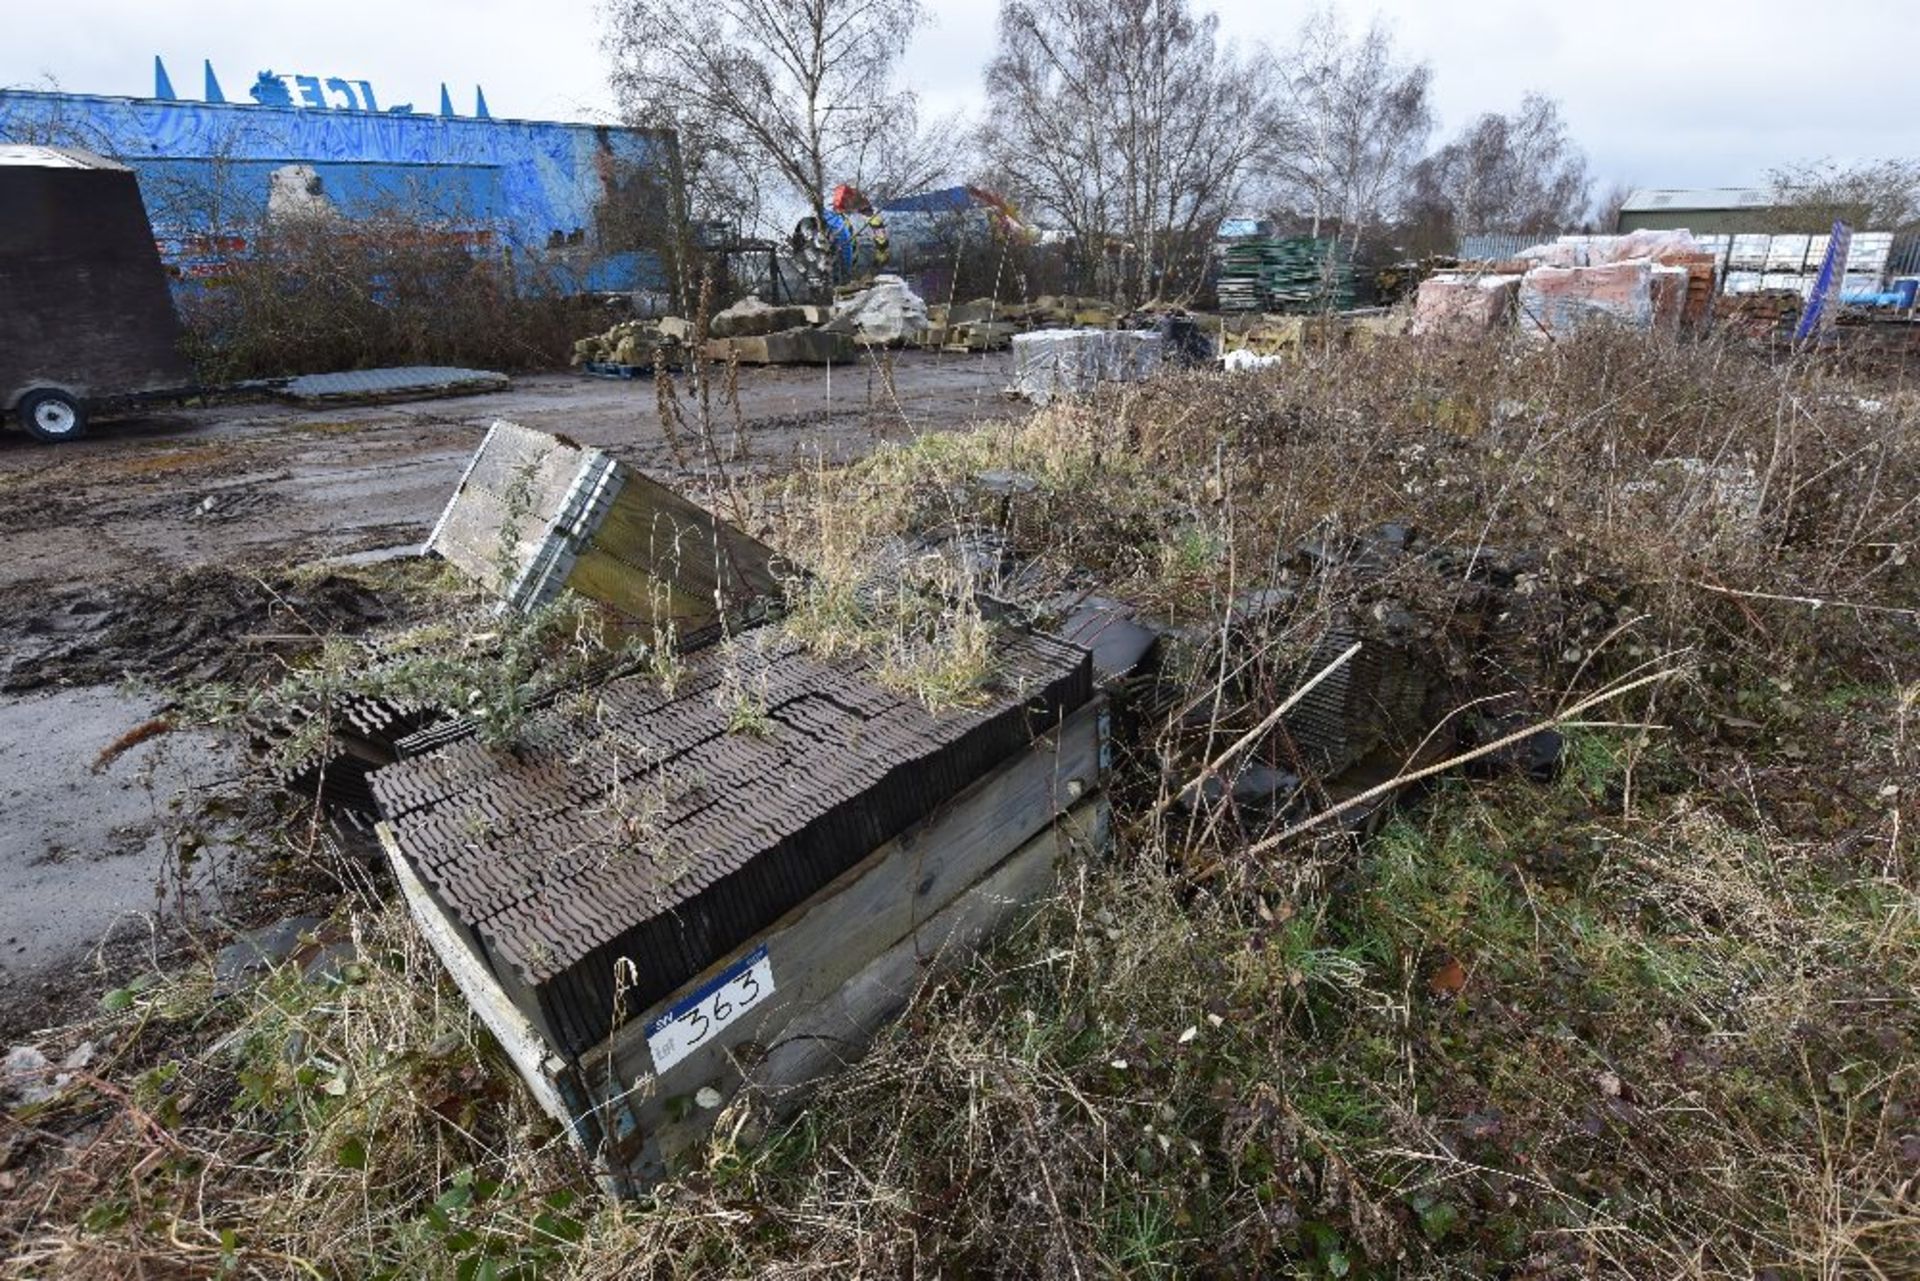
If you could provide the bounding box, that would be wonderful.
[979,0,1275,302]
[1406,93,1590,243]
[1267,8,1432,248]
[604,0,926,238]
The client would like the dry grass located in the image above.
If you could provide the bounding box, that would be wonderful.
[3,329,1917,1278]
[176,215,607,382]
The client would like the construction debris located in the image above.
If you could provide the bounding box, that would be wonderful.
[367,425,1112,1188]
[704,328,856,365]
[572,317,692,371]
[923,295,1119,350]
[1140,523,1584,837]
[372,626,1093,1058]
[709,295,815,338]
[281,366,510,402]
[1220,309,1410,360]
[829,273,930,345]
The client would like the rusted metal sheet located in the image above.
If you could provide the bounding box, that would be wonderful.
[282,367,508,402]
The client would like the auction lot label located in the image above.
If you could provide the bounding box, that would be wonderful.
[644,946,775,1074]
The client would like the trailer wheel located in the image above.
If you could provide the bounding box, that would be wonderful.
[18,389,88,443]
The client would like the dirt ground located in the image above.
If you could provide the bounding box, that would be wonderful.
[0,351,1013,1037]
[0,351,1014,596]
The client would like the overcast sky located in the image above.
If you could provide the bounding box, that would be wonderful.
[5,0,1913,194]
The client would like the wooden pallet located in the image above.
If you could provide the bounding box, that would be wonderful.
[379,695,1108,1192]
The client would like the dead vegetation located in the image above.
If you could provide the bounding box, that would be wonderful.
[176,215,612,382]
[3,330,1916,1277]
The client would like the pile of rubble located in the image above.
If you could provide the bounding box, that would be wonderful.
[707,294,853,365]
[1221,310,1407,366]
[577,275,947,370]
[573,317,694,370]
[270,421,1107,1188]
[923,294,1118,351]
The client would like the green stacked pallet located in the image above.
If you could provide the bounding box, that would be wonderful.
[1217,236,1355,313]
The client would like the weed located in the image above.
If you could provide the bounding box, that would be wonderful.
[7,331,1918,1278]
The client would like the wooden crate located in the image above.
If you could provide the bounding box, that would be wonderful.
[379,695,1109,1191]
[426,419,784,634]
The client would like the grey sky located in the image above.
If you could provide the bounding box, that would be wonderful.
[5,0,1913,193]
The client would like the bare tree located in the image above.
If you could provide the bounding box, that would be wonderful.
[1403,93,1590,249]
[848,107,971,205]
[1266,8,1432,249]
[1590,179,1633,234]
[979,0,1275,303]
[603,0,925,242]
[1767,157,1920,231]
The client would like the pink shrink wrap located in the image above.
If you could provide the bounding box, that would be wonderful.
[1411,273,1522,339]
[1650,265,1688,332]
[1516,262,1654,342]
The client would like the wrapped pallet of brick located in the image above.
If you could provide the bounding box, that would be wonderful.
[1410,274,1523,339]
[1010,328,1164,403]
[1651,265,1689,332]
[1583,229,1702,266]
[1517,262,1654,342]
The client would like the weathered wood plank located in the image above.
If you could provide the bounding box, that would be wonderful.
[377,820,587,1141]
[580,697,1105,1103]
[629,794,1109,1180]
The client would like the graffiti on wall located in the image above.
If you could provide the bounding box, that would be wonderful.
[0,85,678,293]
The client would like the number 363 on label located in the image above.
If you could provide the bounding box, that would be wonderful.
[644,946,776,1074]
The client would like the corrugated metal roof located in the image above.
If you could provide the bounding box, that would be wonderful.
[1620,187,1773,213]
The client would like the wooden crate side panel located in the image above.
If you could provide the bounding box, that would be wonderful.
[562,544,714,626]
[378,821,596,1147]
[557,469,782,630]
[578,700,1106,1140]
[631,793,1110,1180]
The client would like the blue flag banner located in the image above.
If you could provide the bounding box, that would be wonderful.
[1795,221,1852,341]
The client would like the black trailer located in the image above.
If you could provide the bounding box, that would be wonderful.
[0,145,194,443]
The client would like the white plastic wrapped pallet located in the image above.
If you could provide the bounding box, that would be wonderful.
[1010,329,1164,402]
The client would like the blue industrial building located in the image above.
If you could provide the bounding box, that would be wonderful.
[0,60,681,293]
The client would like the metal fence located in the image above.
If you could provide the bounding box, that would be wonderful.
[1456,232,1538,261]
[1890,232,1920,278]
